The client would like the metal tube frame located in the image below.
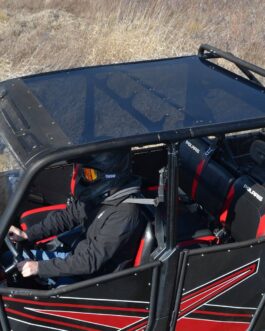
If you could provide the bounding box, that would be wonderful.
[166,143,179,250]
[198,44,265,86]
[0,295,9,331]
[0,261,160,298]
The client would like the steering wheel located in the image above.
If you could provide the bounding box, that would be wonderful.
[4,236,36,274]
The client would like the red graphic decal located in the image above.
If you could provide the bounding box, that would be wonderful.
[3,296,148,313]
[179,260,258,319]
[195,309,252,319]
[126,319,148,331]
[30,308,144,329]
[176,318,248,331]
[5,307,99,331]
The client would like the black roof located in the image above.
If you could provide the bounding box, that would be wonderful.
[1,47,265,165]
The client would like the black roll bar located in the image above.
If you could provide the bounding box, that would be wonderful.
[198,44,265,87]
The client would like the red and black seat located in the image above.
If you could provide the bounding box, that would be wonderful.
[179,138,235,218]
[222,175,265,241]
[19,165,79,245]
[177,138,236,247]
[179,138,265,243]
[20,204,67,245]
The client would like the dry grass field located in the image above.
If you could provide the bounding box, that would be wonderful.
[0,0,264,81]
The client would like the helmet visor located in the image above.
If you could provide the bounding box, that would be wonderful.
[82,167,101,183]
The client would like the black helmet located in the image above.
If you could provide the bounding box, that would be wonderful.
[74,148,131,202]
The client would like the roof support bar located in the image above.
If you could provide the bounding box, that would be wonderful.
[198,44,265,87]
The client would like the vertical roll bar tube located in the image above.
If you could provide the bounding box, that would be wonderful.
[166,143,179,249]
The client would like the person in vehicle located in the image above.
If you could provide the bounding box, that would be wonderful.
[8,148,146,286]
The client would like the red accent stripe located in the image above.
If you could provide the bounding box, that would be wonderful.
[71,164,79,196]
[36,236,57,245]
[5,307,98,331]
[20,204,67,219]
[146,186,158,192]
[134,239,145,267]
[20,205,67,245]
[195,309,252,318]
[20,223,27,231]
[256,214,265,238]
[220,185,235,223]
[178,236,216,248]
[36,309,143,328]
[175,317,249,331]
[3,296,149,313]
[191,159,205,200]
[182,263,256,302]
[127,319,148,331]
[179,263,257,318]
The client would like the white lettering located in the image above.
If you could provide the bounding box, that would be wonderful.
[243,184,263,202]
[105,174,116,179]
[185,140,200,154]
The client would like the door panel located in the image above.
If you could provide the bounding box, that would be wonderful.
[3,267,157,331]
[173,242,265,331]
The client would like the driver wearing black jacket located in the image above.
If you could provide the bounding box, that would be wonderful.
[8,148,146,283]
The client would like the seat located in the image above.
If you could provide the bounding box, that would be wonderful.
[19,164,79,244]
[223,175,265,241]
[177,138,238,247]
[179,138,212,201]
[179,138,235,220]
[134,222,155,266]
[176,203,217,248]
[20,204,67,245]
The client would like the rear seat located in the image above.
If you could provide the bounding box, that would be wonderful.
[223,175,265,241]
[179,138,265,243]
[179,138,235,219]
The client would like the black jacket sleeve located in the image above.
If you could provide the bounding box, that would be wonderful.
[38,203,142,278]
[26,200,87,242]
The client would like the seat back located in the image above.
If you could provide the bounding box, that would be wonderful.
[179,139,211,200]
[20,204,67,232]
[224,175,265,241]
[134,222,155,266]
[179,138,235,218]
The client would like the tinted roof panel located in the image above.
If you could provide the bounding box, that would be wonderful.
[22,56,265,146]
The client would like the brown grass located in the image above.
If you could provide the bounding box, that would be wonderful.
[0,0,264,81]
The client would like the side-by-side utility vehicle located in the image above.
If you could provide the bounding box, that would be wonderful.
[0,45,265,330]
